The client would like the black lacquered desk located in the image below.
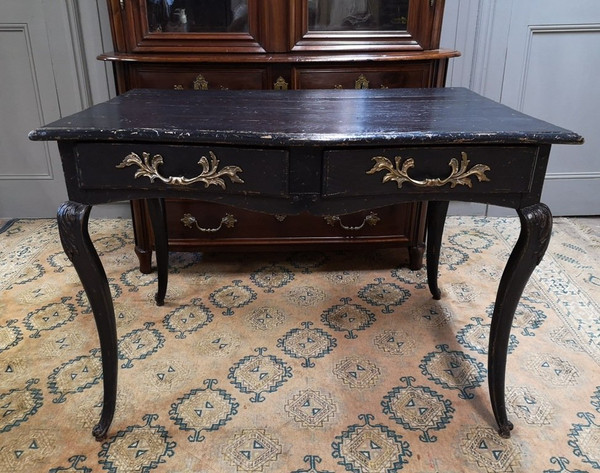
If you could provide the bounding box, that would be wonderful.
[29,88,583,440]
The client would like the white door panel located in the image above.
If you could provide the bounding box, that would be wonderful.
[0,2,65,217]
[442,0,600,216]
[0,0,122,218]
[503,2,600,215]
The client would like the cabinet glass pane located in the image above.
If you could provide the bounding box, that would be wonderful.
[308,0,409,31]
[147,0,249,33]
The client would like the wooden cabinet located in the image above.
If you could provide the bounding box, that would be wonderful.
[100,0,459,273]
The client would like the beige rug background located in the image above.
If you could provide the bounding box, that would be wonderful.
[0,216,598,472]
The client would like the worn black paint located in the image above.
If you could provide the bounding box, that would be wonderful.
[29,88,582,146]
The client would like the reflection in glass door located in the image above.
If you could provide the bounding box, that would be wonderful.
[146,0,249,33]
[308,0,409,31]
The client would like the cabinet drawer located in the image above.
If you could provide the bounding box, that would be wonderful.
[292,63,433,89]
[166,200,419,243]
[130,64,268,90]
[74,143,289,197]
[324,146,538,197]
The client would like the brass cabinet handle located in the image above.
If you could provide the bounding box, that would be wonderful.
[181,213,237,233]
[174,74,230,90]
[116,151,244,189]
[324,212,380,231]
[366,152,490,189]
[172,74,206,90]
[333,74,369,90]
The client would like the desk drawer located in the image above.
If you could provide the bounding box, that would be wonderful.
[166,200,419,242]
[323,146,538,197]
[74,143,289,197]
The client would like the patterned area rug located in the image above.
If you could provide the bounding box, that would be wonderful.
[0,216,598,473]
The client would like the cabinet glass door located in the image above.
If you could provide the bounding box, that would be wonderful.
[113,0,442,53]
[123,0,261,53]
[146,0,249,33]
[292,0,442,51]
[308,0,408,32]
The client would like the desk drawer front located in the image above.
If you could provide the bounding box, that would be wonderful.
[323,147,537,197]
[166,200,419,242]
[75,143,289,197]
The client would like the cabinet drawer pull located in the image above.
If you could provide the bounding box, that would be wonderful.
[116,151,244,188]
[366,151,490,189]
[181,213,237,233]
[333,74,370,90]
[324,212,380,231]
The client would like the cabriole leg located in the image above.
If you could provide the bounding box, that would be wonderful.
[57,201,118,441]
[426,201,449,300]
[488,203,552,438]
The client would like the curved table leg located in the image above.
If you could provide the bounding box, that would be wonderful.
[57,201,118,441]
[146,198,168,306]
[426,201,449,300]
[489,203,552,438]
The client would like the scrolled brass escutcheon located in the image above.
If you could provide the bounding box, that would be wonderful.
[366,152,490,189]
[355,74,369,89]
[116,151,244,189]
[273,76,288,90]
[324,212,380,231]
[193,74,208,90]
[181,213,237,233]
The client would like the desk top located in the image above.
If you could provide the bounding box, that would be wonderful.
[29,88,583,147]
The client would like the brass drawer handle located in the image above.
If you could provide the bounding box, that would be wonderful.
[181,213,237,233]
[116,151,244,189]
[366,152,490,189]
[174,75,228,90]
[324,212,380,231]
[333,74,370,90]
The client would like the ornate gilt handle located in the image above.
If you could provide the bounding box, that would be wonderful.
[324,212,380,231]
[181,213,237,233]
[366,152,490,189]
[116,151,244,189]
